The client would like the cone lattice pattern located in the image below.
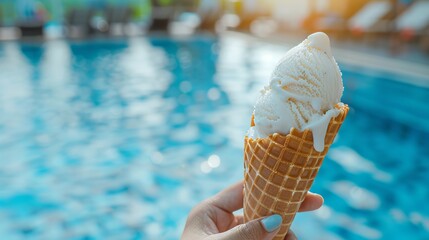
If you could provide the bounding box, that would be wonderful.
[243,105,349,240]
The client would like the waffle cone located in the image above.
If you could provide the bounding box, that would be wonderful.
[243,104,349,239]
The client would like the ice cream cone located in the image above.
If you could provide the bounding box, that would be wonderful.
[243,104,349,240]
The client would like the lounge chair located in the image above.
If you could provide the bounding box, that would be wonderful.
[396,0,429,53]
[237,0,270,31]
[14,0,45,38]
[419,27,429,53]
[310,0,368,39]
[149,0,175,32]
[196,0,222,31]
[348,0,393,38]
[65,8,94,38]
[17,20,44,37]
[0,2,20,40]
[396,1,429,40]
[105,6,132,36]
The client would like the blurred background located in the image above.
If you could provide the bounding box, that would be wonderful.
[0,0,428,239]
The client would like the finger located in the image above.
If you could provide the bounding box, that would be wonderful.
[210,214,282,240]
[284,229,297,240]
[209,181,244,213]
[234,215,244,225]
[298,191,324,212]
[224,215,245,231]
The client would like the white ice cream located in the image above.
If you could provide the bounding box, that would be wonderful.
[248,32,344,152]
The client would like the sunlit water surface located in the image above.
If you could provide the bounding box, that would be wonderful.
[0,35,428,240]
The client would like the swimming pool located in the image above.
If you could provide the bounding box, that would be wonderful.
[0,35,428,240]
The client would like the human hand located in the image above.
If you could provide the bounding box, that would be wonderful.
[181,181,323,240]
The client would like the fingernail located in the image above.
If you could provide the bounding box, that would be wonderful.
[260,214,282,232]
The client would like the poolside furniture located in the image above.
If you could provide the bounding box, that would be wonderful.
[395,0,429,52]
[16,20,44,37]
[168,0,201,35]
[175,0,199,12]
[14,0,46,38]
[196,0,222,31]
[420,28,429,53]
[65,8,94,38]
[348,0,393,38]
[310,0,368,38]
[237,0,271,31]
[105,6,132,36]
[169,12,201,36]
[149,0,175,32]
[0,27,20,40]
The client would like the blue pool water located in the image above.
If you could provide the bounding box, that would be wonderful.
[0,35,428,240]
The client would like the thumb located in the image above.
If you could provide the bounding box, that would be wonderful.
[212,214,282,240]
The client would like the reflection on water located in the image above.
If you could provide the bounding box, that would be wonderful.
[0,35,428,240]
[329,147,392,182]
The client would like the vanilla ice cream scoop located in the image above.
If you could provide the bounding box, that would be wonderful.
[248,32,344,152]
